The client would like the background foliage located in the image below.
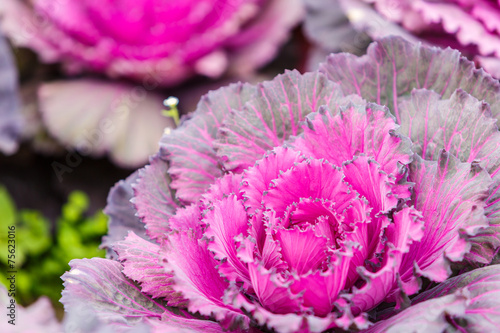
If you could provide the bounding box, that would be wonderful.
[0,187,106,313]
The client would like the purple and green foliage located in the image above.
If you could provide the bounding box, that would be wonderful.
[62,37,500,332]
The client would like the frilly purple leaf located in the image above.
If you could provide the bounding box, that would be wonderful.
[63,37,500,332]
[161,205,247,329]
[214,70,345,172]
[160,82,256,204]
[398,88,500,262]
[320,36,500,122]
[401,152,492,284]
[132,155,180,241]
[61,258,167,331]
[113,232,181,304]
[289,102,412,182]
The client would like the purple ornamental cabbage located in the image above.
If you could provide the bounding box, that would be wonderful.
[0,0,303,86]
[325,0,500,78]
[62,37,500,332]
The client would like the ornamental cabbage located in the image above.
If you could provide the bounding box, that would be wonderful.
[315,0,500,78]
[0,0,303,85]
[62,37,500,332]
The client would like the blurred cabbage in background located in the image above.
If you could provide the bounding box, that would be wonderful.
[0,0,303,167]
[305,0,500,79]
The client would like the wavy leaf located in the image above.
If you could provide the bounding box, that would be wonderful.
[214,70,345,172]
[160,82,256,204]
[132,155,180,242]
[320,36,500,123]
[203,194,251,286]
[113,232,181,304]
[161,205,246,327]
[290,103,412,182]
[61,258,168,332]
[398,88,500,262]
[400,152,492,285]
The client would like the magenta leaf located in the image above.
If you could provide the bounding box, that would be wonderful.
[214,70,345,172]
[274,226,329,276]
[246,261,304,315]
[347,200,423,313]
[102,171,148,259]
[162,205,246,327]
[320,36,500,123]
[0,32,21,155]
[262,158,350,218]
[291,103,412,183]
[113,232,181,304]
[400,152,492,285]
[203,194,251,286]
[132,155,180,242]
[341,157,414,275]
[160,82,256,204]
[342,156,407,216]
[61,258,169,331]
[242,147,305,216]
[201,172,244,208]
